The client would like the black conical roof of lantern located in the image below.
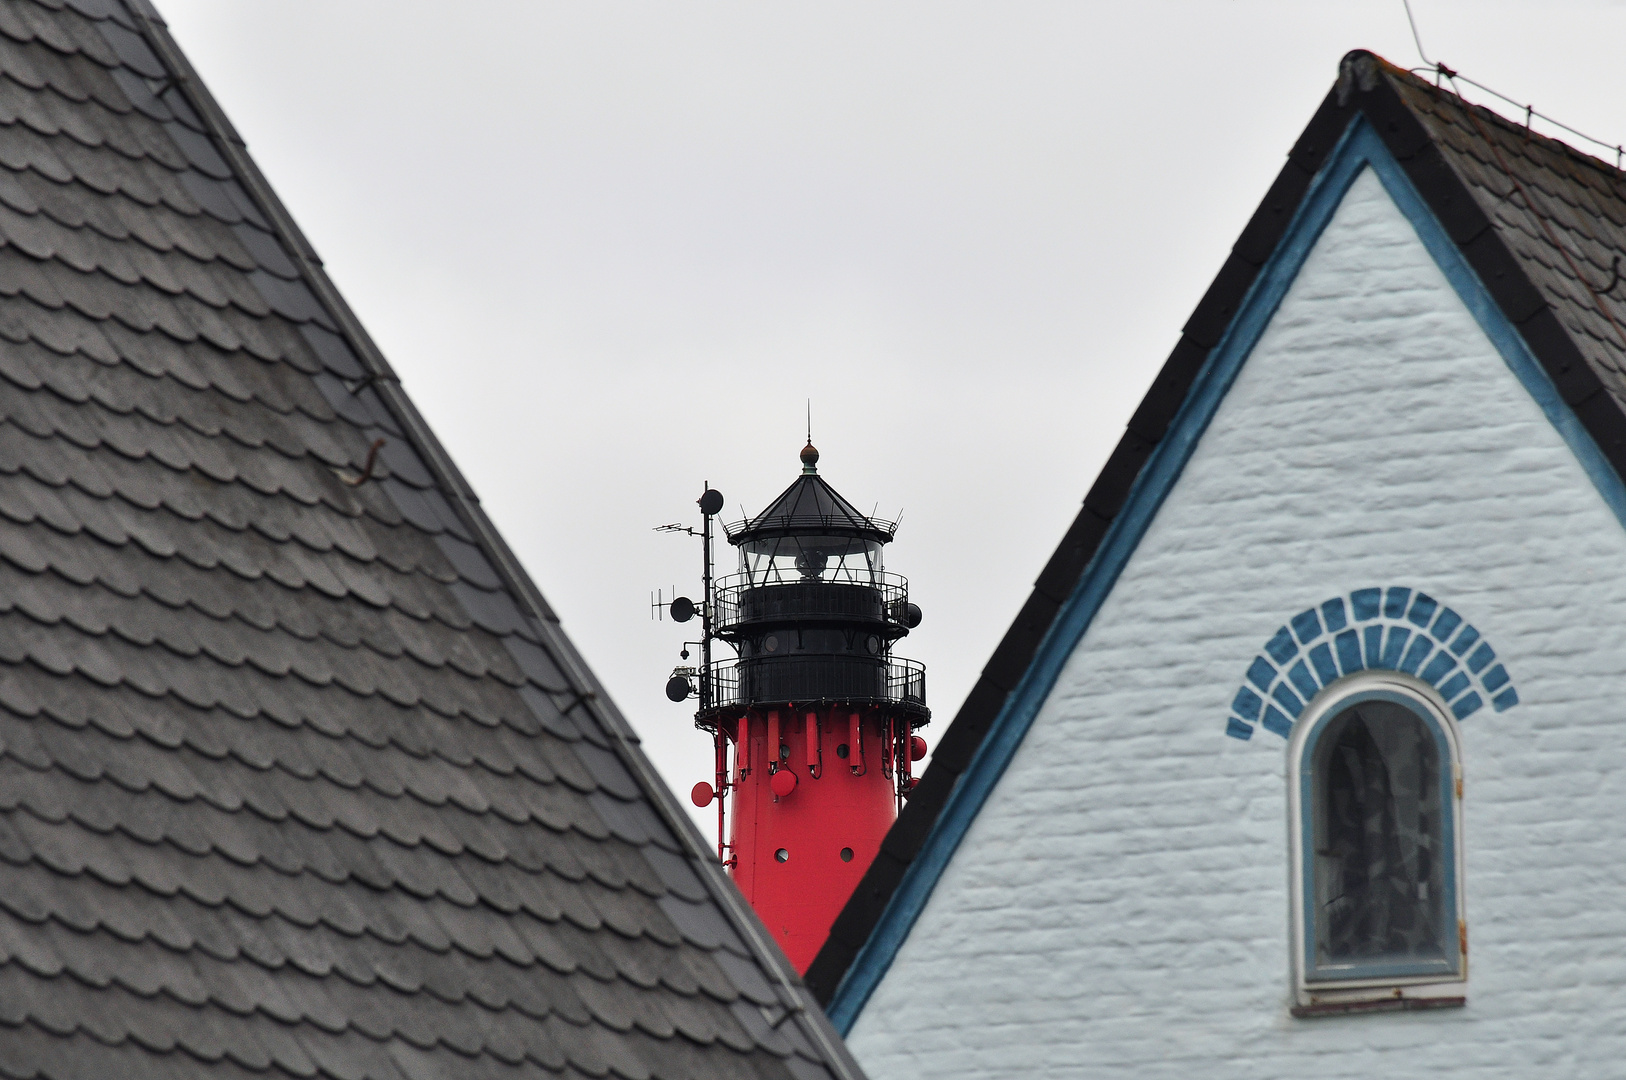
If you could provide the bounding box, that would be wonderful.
[724,444,897,549]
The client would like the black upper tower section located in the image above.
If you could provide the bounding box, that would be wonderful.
[709,445,926,720]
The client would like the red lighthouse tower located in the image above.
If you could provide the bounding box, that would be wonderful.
[668,444,928,971]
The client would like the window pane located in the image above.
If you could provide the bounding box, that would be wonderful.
[1311,699,1447,972]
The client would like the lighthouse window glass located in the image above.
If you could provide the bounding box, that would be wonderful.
[742,537,884,586]
[1294,681,1462,991]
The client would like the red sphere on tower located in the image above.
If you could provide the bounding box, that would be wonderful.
[663,444,928,972]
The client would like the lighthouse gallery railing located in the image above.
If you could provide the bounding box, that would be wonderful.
[703,656,927,715]
[712,571,911,633]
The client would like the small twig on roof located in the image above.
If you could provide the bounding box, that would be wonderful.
[1588,254,1624,298]
[344,438,387,486]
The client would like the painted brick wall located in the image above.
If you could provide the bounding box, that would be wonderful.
[846,166,1626,1079]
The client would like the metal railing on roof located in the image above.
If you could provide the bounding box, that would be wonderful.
[1414,63,1626,171]
[1402,0,1625,169]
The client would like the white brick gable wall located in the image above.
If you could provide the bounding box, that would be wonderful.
[846,166,1626,1079]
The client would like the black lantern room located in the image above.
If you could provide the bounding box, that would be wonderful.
[704,443,927,721]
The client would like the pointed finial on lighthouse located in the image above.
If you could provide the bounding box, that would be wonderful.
[802,400,818,473]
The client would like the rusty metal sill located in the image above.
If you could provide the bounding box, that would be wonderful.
[1292,995,1465,1019]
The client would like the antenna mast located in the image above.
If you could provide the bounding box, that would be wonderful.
[700,483,714,712]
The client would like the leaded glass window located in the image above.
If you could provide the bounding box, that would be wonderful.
[1293,681,1463,990]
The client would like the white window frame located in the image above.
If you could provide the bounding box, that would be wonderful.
[1286,670,1467,1013]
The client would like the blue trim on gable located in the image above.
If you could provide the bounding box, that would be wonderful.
[825,116,1622,1032]
[1365,150,1626,532]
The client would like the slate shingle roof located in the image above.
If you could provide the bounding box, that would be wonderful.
[806,50,1626,1005]
[1387,71,1626,414]
[0,1,865,1077]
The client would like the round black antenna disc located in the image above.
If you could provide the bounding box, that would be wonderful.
[697,489,724,516]
[669,596,696,623]
[665,675,692,702]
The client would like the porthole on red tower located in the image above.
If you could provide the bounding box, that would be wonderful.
[658,441,929,973]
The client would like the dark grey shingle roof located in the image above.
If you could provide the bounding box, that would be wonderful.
[0,1,863,1077]
[1388,70,1626,411]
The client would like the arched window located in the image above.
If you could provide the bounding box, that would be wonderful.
[1289,673,1464,1005]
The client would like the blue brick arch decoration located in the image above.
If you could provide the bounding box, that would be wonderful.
[1226,587,1519,741]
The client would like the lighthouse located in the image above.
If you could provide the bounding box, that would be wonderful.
[667,443,928,971]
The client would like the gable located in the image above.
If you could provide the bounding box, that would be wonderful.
[806,56,1626,1014]
[838,133,1626,1077]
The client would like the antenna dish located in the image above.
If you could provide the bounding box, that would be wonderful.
[697,488,724,516]
[669,596,696,623]
[665,675,692,702]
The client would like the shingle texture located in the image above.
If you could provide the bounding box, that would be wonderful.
[1389,72,1626,408]
[807,51,1626,1005]
[0,2,861,1078]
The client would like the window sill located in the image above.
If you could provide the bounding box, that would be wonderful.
[1291,995,1465,1019]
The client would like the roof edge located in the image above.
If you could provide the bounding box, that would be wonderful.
[119,6,867,1074]
[806,49,1626,1020]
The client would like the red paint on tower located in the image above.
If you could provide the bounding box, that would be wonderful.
[727,706,898,970]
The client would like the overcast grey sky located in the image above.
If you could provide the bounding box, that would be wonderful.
[157,1,1626,830]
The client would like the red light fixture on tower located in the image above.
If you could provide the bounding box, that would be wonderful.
[662,442,928,971]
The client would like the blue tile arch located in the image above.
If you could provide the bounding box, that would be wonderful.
[1226,587,1519,740]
